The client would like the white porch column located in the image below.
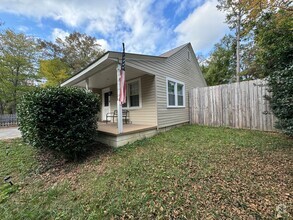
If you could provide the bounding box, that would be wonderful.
[116,64,123,134]
[85,78,89,90]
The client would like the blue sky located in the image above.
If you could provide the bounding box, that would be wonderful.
[0,0,229,56]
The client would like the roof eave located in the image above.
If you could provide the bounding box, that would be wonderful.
[61,51,166,87]
[61,52,110,87]
[108,51,166,61]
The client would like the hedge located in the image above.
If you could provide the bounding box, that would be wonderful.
[268,65,293,137]
[17,87,100,159]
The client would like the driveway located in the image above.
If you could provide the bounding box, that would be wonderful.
[0,127,22,140]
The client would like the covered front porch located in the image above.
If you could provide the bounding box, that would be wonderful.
[61,51,159,146]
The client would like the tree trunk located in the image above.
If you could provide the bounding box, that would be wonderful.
[12,66,20,114]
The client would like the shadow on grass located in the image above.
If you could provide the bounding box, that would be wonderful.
[35,141,113,175]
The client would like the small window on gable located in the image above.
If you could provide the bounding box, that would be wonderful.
[166,78,185,108]
[187,50,190,61]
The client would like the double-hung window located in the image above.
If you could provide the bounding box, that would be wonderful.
[167,78,185,108]
[122,78,142,108]
[129,80,140,107]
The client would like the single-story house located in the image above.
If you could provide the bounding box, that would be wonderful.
[61,43,207,147]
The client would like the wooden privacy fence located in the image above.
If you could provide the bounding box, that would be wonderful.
[190,79,276,131]
[0,114,18,127]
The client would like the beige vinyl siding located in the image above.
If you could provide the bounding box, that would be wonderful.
[157,46,206,128]
[74,44,205,129]
[102,74,157,126]
[156,46,206,128]
[127,45,206,128]
[128,75,157,125]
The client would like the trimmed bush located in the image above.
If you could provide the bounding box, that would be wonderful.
[17,87,100,159]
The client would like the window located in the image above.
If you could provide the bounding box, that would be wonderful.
[167,78,185,107]
[104,92,109,107]
[129,81,139,107]
[122,78,141,109]
[177,83,184,106]
[187,51,191,61]
[168,81,176,106]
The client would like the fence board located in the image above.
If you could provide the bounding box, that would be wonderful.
[0,114,18,127]
[190,79,276,131]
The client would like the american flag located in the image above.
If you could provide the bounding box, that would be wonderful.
[119,43,126,105]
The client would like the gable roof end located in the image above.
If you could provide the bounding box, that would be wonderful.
[159,43,189,57]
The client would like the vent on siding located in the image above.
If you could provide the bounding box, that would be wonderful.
[187,51,191,61]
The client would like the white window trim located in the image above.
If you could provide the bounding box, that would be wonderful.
[166,77,185,108]
[122,78,142,109]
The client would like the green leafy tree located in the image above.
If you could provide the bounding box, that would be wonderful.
[254,10,293,136]
[254,11,292,75]
[242,0,290,24]
[239,0,291,76]
[202,35,236,86]
[39,58,70,86]
[268,65,293,136]
[217,0,247,82]
[209,1,292,135]
[0,29,40,113]
[58,32,104,73]
[40,32,105,75]
[234,0,292,135]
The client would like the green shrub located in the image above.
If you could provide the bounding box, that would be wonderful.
[17,87,100,159]
[268,64,293,137]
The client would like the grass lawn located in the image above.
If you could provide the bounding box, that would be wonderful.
[0,125,292,219]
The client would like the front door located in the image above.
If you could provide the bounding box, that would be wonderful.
[102,88,111,121]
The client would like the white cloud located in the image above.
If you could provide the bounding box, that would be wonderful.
[0,0,171,54]
[174,0,229,54]
[95,39,110,51]
[0,0,230,55]
[51,28,70,42]
[17,25,29,32]
[118,0,170,54]
[0,0,120,32]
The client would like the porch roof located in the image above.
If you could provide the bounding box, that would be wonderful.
[61,51,166,88]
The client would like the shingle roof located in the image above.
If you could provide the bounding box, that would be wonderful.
[159,43,189,57]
